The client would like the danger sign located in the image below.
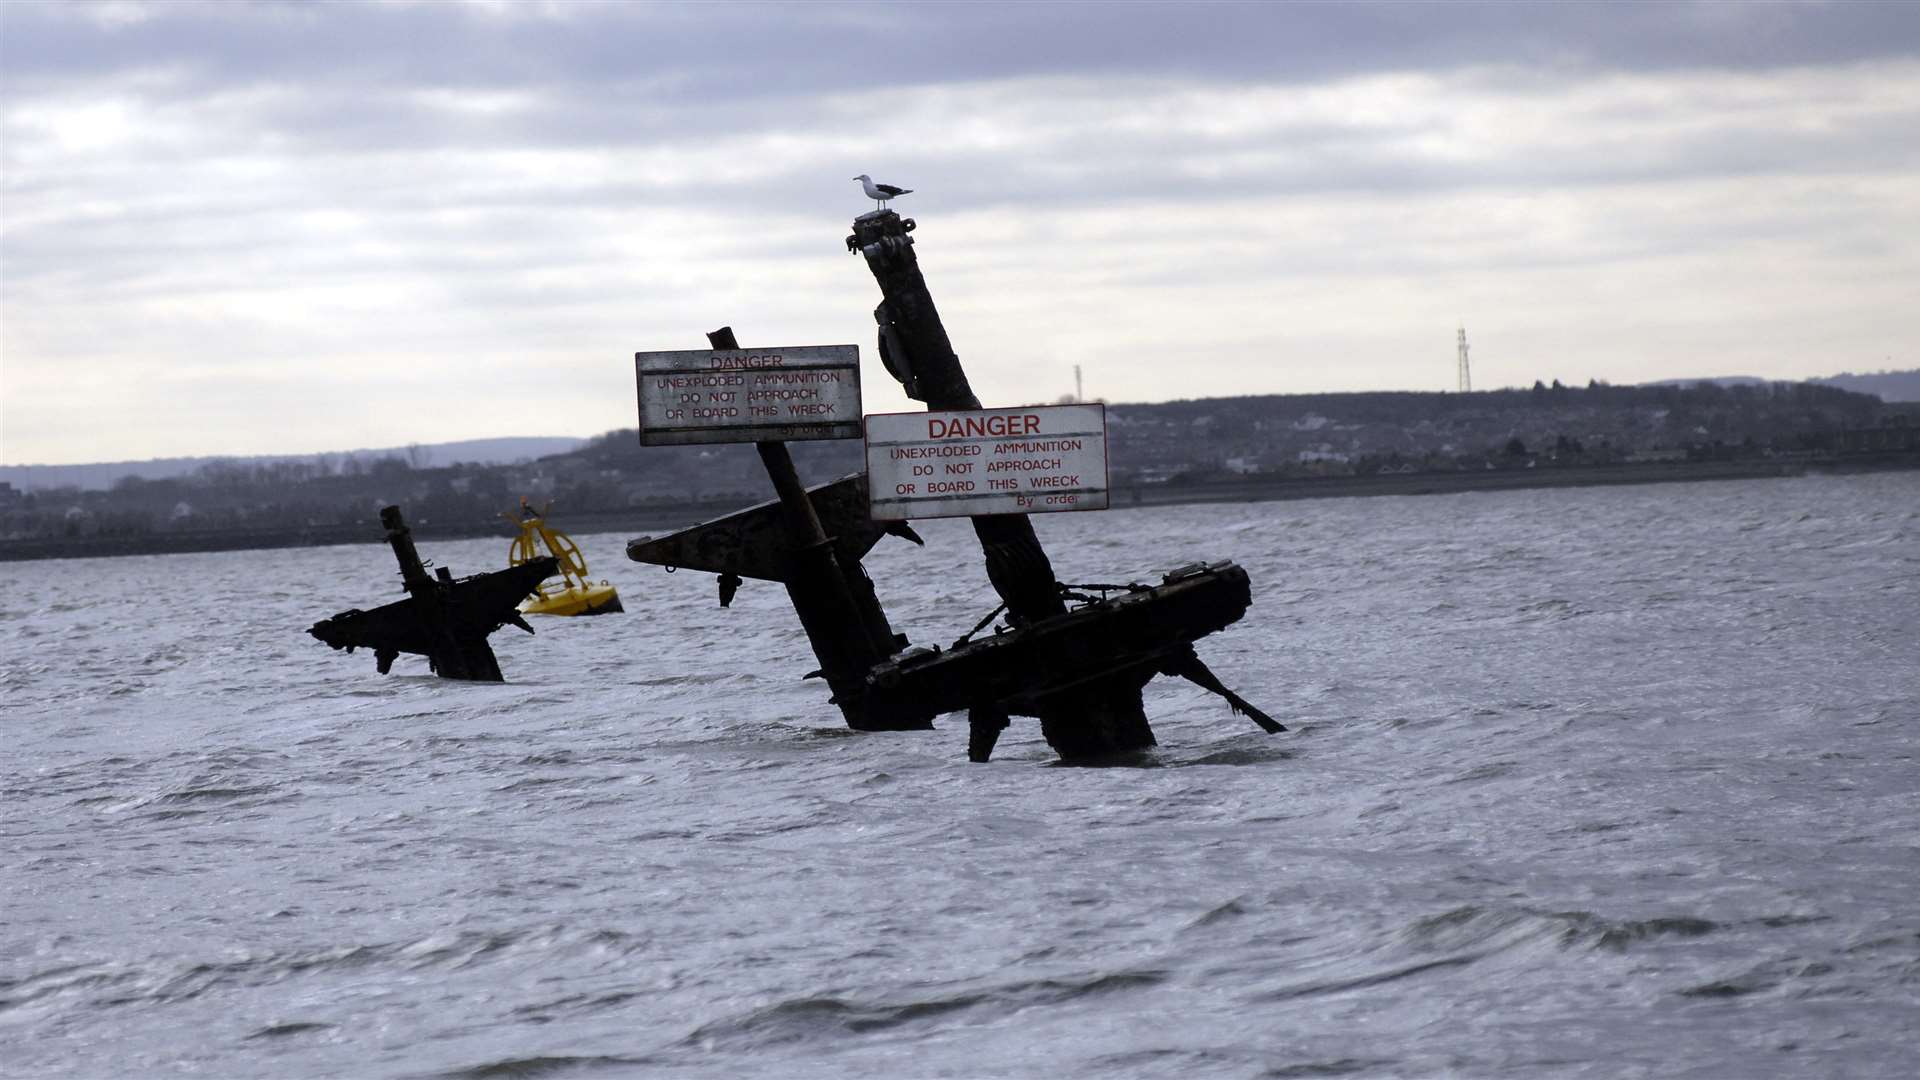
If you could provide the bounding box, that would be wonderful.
[635,345,863,446]
[865,403,1110,521]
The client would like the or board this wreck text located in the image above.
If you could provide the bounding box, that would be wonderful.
[865,403,1110,520]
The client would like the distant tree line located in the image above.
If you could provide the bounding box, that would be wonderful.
[2,381,1909,552]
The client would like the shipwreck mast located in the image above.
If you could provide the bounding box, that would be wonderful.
[621,204,1281,763]
[850,209,1158,758]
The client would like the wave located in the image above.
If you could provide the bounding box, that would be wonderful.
[1403,904,1722,955]
[431,1055,664,1079]
[683,969,1167,1051]
[0,928,635,1021]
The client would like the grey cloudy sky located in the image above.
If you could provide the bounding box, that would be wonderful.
[3,0,1917,464]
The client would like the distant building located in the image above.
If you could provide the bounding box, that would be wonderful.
[1838,414,1919,453]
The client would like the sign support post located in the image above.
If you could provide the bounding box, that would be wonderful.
[627,329,924,731]
[709,327,904,694]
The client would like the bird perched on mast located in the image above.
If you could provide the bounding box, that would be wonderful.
[854,174,912,210]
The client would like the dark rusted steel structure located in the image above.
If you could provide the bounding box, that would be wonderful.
[622,211,1278,762]
[849,208,1278,761]
[309,505,557,680]
[626,329,933,731]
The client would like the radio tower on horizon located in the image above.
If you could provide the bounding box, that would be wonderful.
[1456,326,1472,393]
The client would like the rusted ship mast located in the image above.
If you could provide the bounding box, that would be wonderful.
[622,204,1278,762]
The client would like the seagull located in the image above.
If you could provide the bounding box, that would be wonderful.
[855,174,912,210]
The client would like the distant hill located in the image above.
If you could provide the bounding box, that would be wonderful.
[1812,370,1920,402]
[8,370,1913,492]
[7,381,1912,561]
[0,436,587,492]
[1642,377,1771,389]
[1644,370,1918,402]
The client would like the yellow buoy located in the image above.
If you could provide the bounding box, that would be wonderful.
[506,500,624,616]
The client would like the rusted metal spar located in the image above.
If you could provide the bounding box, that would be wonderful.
[850,214,1069,629]
[849,209,1158,758]
[625,328,930,731]
[712,326,914,728]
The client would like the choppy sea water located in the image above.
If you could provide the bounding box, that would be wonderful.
[3,473,1917,1079]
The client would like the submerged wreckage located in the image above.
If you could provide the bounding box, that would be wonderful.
[623,208,1280,762]
[309,506,556,681]
[308,203,1279,760]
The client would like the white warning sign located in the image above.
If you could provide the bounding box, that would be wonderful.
[635,345,862,446]
[864,403,1110,521]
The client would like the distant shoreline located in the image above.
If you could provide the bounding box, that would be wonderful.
[3,454,1915,563]
[1118,456,1909,509]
